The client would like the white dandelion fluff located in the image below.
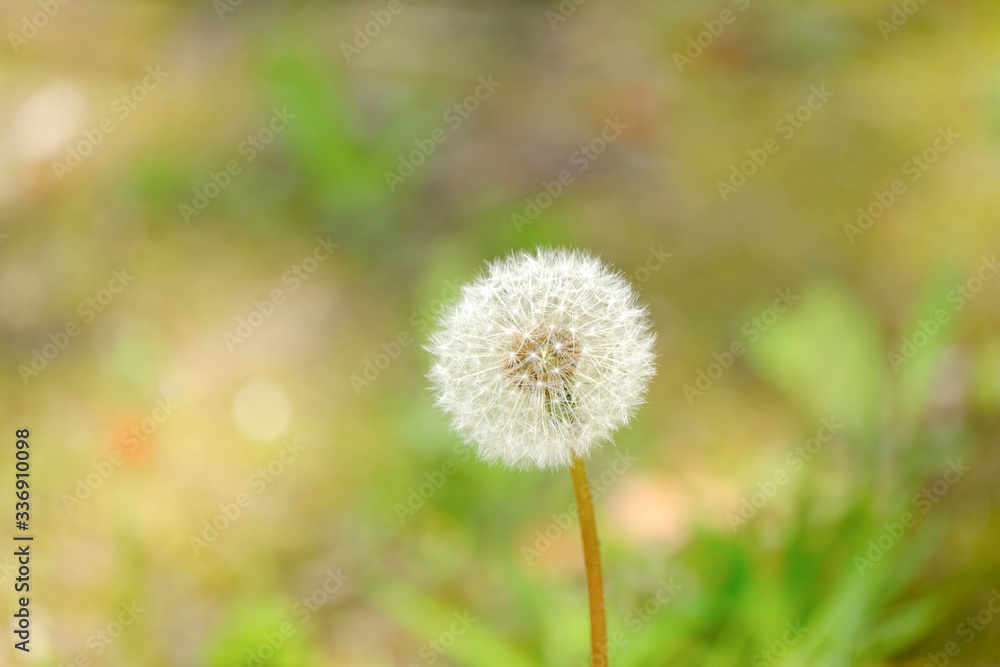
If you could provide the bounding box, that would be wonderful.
[428,247,656,469]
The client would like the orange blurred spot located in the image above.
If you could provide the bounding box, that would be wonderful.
[107,411,155,466]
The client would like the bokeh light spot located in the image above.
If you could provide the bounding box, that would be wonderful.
[231,378,291,442]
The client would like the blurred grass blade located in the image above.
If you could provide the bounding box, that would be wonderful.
[368,583,538,667]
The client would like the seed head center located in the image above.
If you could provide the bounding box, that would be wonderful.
[505,325,580,396]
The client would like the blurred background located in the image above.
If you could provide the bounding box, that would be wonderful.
[1,0,1000,665]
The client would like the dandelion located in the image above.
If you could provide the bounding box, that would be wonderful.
[428,247,656,667]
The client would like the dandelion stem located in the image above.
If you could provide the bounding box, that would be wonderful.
[570,454,607,667]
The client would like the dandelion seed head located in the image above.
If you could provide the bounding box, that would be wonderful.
[428,247,657,469]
